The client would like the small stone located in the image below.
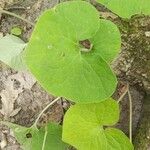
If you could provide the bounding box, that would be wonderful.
[0,133,7,149]
[147,136,150,139]
[27,6,31,10]
[145,31,150,37]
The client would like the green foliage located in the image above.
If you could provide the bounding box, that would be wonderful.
[11,27,22,36]
[1,122,68,150]
[0,1,133,149]
[62,98,134,150]
[96,0,150,18]
[24,0,120,103]
[0,35,26,70]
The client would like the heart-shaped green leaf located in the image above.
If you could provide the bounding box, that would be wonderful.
[96,0,150,18]
[0,35,26,70]
[24,1,120,103]
[62,98,134,150]
[1,122,68,150]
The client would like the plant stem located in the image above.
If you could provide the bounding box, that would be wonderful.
[0,9,34,26]
[117,86,128,103]
[42,126,48,150]
[117,84,133,142]
[127,84,132,143]
[33,97,60,128]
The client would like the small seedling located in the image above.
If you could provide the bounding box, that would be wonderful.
[11,27,22,36]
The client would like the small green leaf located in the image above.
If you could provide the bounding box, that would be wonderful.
[96,0,150,18]
[1,122,68,150]
[11,27,22,36]
[62,98,134,150]
[0,35,26,70]
[24,1,120,103]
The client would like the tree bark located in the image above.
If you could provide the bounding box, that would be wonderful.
[134,95,150,150]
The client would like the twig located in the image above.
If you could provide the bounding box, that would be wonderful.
[117,86,128,103]
[33,97,60,128]
[7,7,26,11]
[0,9,34,26]
[117,84,133,142]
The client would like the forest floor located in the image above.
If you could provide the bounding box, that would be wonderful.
[0,0,150,150]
